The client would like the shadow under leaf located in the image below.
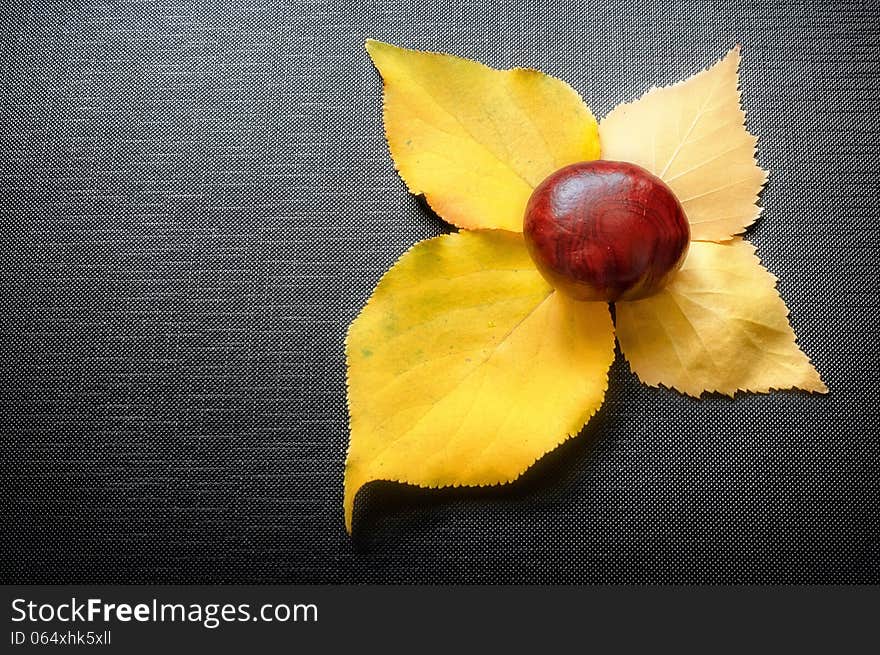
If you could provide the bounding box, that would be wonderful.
[416,195,456,235]
[349,403,615,544]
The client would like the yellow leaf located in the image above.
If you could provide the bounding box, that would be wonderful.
[366,40,601,232]
[344,230,615,532]
[615,238,826,397]
[599,47,767,242]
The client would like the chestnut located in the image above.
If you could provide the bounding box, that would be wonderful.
[523,160,690,302]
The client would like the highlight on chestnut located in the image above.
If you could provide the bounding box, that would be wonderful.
[522,160,690,302]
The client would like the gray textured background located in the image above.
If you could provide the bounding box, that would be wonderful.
[1,0,878,583]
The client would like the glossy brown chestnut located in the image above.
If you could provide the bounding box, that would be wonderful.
[523,160,690,302]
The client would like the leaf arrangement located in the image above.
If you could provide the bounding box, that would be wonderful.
[344,40,826,532]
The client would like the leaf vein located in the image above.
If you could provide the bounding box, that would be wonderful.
[367,290,556,465]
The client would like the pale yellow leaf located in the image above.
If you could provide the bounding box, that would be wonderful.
[366,40,601,232]
[615,238,826,397]
[344,230,615,532]
[599,47,768,241]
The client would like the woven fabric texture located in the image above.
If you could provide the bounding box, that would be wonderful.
[1,0,878,583]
